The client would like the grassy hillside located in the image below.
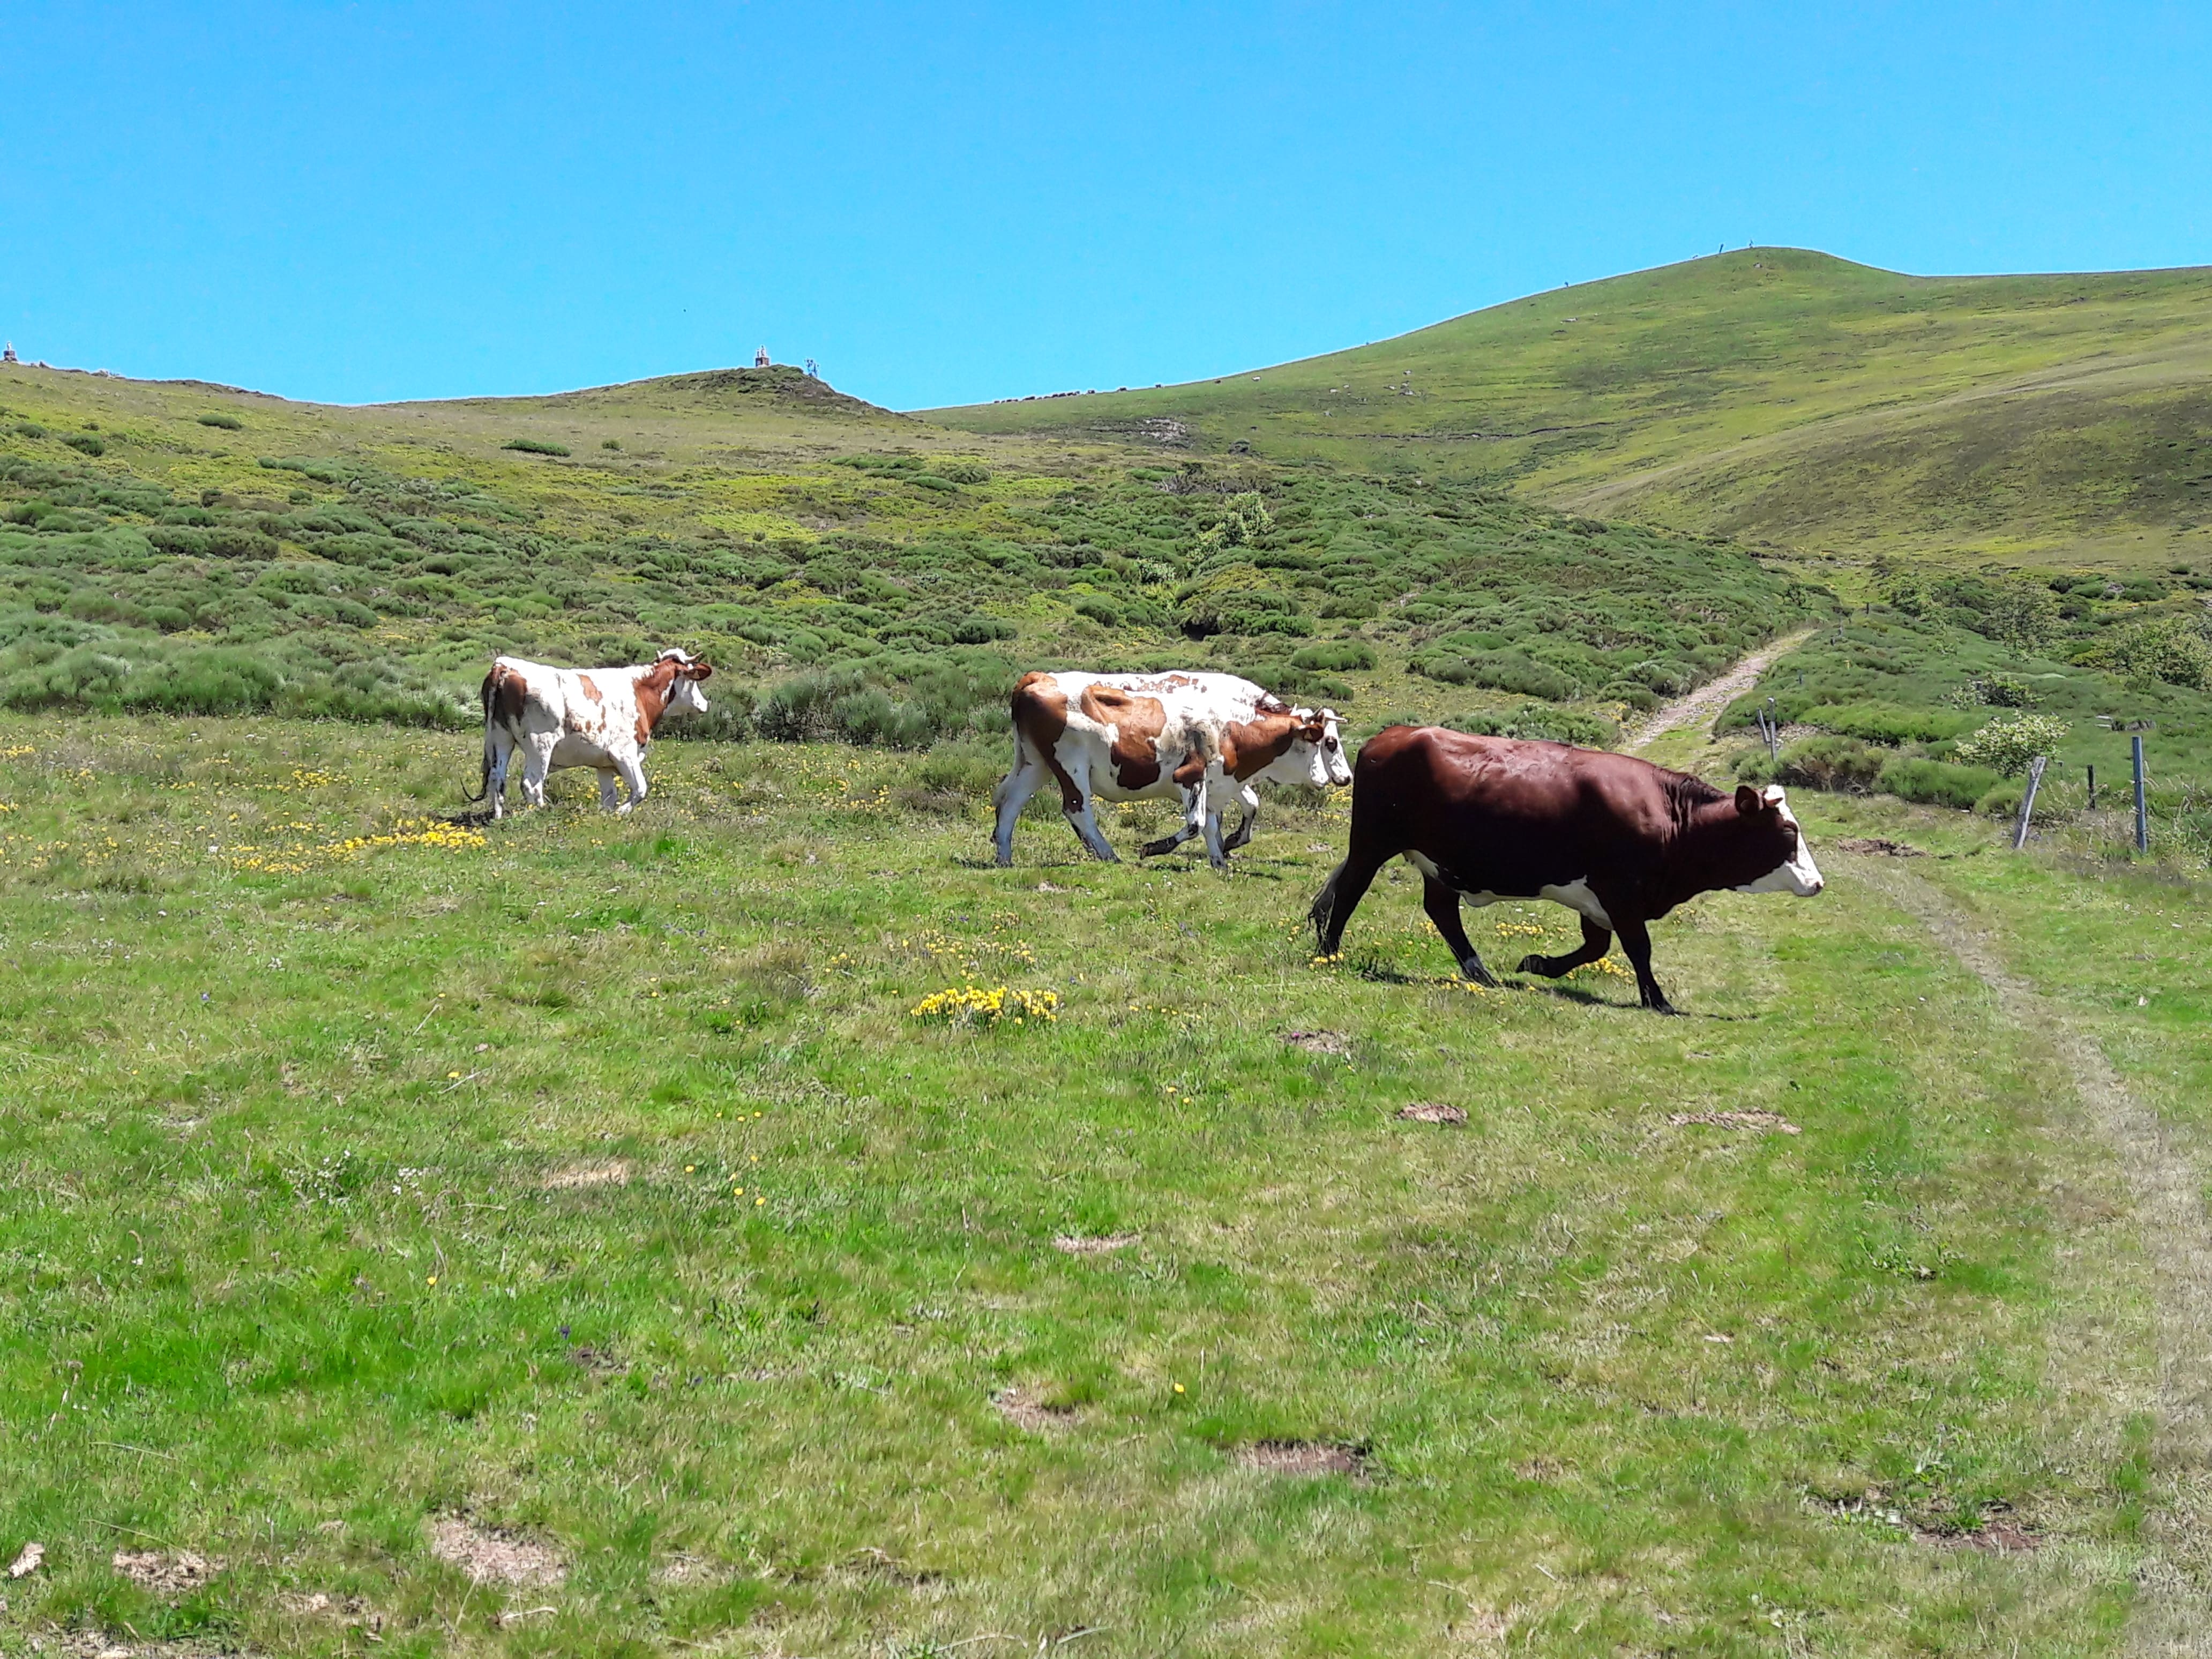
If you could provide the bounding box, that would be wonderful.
[0,361,1826,747]
[0,718,2195,1656]
[930,248,2212,576]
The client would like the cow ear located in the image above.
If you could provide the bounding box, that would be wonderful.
[688,661,714,681]
[1734,783,1762,816]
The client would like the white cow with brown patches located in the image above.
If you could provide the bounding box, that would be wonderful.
[478,649,713,818]
[993,670,1351,868]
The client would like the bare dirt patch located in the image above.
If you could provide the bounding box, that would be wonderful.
[652,1553,727,1586]
[1669,1109,1801,1135]
[542,1160,630,1191]
[1235,1439,1371,1479]
[1627,627,1817,752]
[1052,1232,1137,1255]
[428,1516,567,1587]
[1835,836,1926,858]
[992,1386,1077,1433]
[111,1550,222,1596]
[1280,1029,1352,1057]
[1396,1101,1467,1126]
[1917,1519,2042,1552]
[1448,1606,1513,1647]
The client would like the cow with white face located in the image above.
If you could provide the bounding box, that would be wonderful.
[479,648,713,818]
[992,670,1351,869]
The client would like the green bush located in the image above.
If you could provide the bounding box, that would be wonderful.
[1290,639,1377,673]
[1415,649,1580,703]
[1952,713,2071,776]
[1739,734,1886,793]
[61,434,105,457]
[502,438,571,457]
[1975,781,2027,819]
[1447,701,1616,748]
[1877,756,2001,810]
[197,413,244,430]
[1802,700,1977,744]
[2094,617,2212,691]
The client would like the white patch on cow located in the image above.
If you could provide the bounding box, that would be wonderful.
[1404,853,1613,929]
[1733,786,1825,896]
[1539,880,1613,928]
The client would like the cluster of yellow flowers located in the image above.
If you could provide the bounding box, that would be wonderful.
[1491,920,1548,939]
[0,744,35,761]
[225,817,488,875]
[910,983,1060,1026]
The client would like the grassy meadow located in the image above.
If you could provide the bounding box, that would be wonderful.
[0,718,2201,1657]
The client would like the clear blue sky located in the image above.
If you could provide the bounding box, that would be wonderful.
[4,3,2206,410]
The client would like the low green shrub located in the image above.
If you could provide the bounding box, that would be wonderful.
[61,434,105,457]
[1877,756,2001,810]
[1414,649,1580,702]
[1802,700,1978,744]
[197,413,244,430]
[502,438,571,458]
[1447,701,1616,748]
[1738,734,1887,793]
[1290,639,1377,673]
[1975,781,2027,819]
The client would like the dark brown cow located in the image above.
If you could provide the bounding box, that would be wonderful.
[1309,726,1824,1012]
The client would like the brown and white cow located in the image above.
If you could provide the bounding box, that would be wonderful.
[993,670,1351,868]
[1310,726,1822,1012]
[478,649,713,818]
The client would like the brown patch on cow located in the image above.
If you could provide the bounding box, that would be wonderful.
[577,674,603,704]
[1222,707,1301,780]
[111,1551,223,1596]
[1235,1439,1371,1479]
[1077,684,1169,791]
[1668,1110,1801,1135]
[632,660,677,745]
[1835,836,1926,858]
[1053,1231,1138,1254]
[991,1386,1077,1432]
[482,661,529,731]
[1281,1028,1352,1056]
[428,1516,567,1587]
[1012,672,1083,809]
[543,1160,631,1190]
[1397,1101,1467,1125]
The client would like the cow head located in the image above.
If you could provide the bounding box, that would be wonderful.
[654,648,714,716]
[1725,783,1825,896]
[1247,705,1350,789]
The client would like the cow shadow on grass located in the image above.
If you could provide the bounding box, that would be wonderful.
[1516,979,1751,1020]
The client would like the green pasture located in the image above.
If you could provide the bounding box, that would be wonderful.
[2,718,2204,1655]
[932,248,2212,575]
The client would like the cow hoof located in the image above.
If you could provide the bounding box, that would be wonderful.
[1515,952,1548,975]
[1137,838,1178,858]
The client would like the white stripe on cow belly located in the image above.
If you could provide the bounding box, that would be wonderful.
[1404,853,1613,929]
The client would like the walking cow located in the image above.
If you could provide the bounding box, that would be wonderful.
[993,670,1350,868]
[479,648,713,818]
[1310,726,1823,1012]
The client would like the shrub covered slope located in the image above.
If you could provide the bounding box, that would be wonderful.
[0,363,1823,745]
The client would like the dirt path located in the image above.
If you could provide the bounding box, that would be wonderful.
[1627,627,1816,754]
[1858,862,2212,1653]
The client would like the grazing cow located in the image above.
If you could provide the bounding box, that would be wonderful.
[1309,726,1822,1012]
[993,670,1351,868]
[479,648,713,818]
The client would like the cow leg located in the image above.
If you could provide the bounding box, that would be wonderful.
[485,735,513,820]
[1422,878,1498,987]
[614,754,648,814]
[991,758,1047,866]
[1064,789,1119,863]
[1220,783,1262,853]
[1309,851,1386,956]
[1613,915,1677,1013]
[598,771,621,812]
[1518,915,1613,979]
[520,735,558,808]
[1138,782,1203,858]
[1201,798,1229,870]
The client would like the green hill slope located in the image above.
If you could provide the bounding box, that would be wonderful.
[0,361,1822,741]
[930,248,2212,574]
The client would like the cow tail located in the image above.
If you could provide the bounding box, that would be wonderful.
[469,667,504,804]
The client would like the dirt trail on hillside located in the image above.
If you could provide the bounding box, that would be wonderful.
[1860,863,2212,1653]
[1627,629,1815,754]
